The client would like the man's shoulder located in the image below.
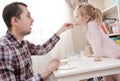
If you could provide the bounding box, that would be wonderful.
[0,36,9,47]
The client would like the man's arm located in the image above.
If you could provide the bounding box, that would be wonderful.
[28,59,60,81]
[0,66,16,81]
[0,46,43,81]
[0,46,16,81]
[27,22,73,55]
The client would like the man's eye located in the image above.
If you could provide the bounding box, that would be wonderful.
[27,15,31,18]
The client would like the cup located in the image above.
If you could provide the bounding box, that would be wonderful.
[79,50,85,57]
[85,45,93,57]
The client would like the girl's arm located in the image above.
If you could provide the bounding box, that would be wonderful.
[87,21,103,61]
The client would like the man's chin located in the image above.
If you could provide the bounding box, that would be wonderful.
[26,31,31,35]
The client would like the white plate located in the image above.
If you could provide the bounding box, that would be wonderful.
[59,64,75,70]
[60,59,68,65]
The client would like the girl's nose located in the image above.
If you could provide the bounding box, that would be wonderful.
[74,22,79,26]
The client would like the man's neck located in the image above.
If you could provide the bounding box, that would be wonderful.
[9,30,24,41]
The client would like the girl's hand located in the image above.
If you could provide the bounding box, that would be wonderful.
[117,56,120,59]
[94,56,102,62]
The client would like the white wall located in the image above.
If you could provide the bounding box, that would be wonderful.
[88,0,103,10]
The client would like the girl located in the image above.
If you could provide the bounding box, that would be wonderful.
[74,3,120,81]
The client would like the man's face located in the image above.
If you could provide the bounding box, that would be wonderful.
[16,5,34,36]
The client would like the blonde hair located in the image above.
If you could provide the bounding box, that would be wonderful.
[75,3,103,26]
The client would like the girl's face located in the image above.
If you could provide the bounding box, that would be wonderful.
[75,9,89,27]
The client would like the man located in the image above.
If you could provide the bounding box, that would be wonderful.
[0,2,73,81]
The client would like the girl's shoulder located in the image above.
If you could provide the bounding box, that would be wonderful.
[87,20,99,30]
[87,20,98,26]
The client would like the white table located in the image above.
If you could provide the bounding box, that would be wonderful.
[53,56,120,81]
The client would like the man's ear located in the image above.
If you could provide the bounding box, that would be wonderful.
[11,17,18,26]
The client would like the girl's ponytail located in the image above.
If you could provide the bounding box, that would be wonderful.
[94,8,103,26]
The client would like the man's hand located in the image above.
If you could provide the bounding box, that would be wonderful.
[46,58,60,72]
[41,58,60,80]
[56,22,74,36]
